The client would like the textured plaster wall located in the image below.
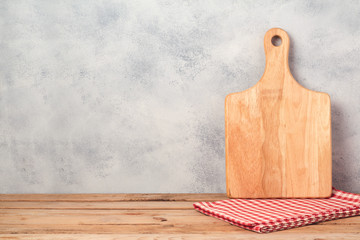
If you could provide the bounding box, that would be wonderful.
[0,0,359,193]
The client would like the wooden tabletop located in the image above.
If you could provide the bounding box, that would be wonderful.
[0,194,359,239]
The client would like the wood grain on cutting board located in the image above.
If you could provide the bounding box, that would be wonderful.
[225,28,332,198]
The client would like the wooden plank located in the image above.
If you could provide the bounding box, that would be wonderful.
[1,233,360,240]
[0,201,194,210]
[0,209,223,225]
[225,28,331,198]
[0,194,227,202]
[2,209,358,223]
[1,209,359,225]
[0,223,359,235]
[0,224,242,234]
[0,209,358,231]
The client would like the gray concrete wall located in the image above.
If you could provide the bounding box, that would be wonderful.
[0,0,359,193]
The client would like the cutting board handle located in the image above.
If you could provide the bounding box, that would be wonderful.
[225,28,332,198]
[261,28,293,86]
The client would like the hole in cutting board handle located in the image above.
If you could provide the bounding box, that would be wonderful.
[271,35,282,47]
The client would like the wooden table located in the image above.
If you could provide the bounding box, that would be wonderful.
[0,194,359,239]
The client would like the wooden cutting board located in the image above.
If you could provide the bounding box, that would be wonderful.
[225,28,332,198]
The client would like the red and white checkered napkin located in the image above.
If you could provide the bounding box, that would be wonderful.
[193,188,360,233]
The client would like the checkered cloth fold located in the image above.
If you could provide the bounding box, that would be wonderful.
[193,188,360,233]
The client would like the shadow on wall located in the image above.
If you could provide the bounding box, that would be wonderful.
[331,102,354,192]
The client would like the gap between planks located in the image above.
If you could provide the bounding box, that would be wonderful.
[3,233,359,240]
[1,233,360,240]
[1,233,358,240]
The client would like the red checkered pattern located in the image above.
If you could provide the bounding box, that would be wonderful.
[193,188,360,233]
